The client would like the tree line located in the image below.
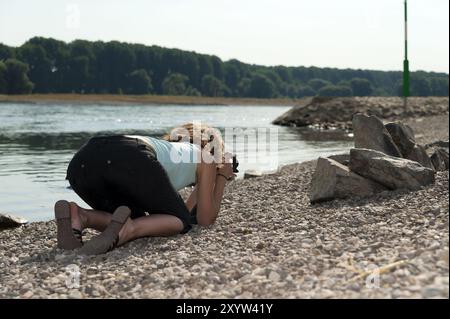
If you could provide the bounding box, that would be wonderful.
[0,37,448,97]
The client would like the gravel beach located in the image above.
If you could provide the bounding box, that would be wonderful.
[0,115,448,299]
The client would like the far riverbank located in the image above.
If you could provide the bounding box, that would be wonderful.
[0,94,299,106]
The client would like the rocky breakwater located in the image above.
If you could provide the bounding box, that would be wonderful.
[273,97,449,130]
[310,114,449,203]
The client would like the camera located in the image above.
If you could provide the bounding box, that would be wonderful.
[232,155,239,173]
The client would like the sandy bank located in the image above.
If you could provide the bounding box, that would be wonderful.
[0,94,297,106]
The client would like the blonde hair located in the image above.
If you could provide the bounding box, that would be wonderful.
[163,122,225,166]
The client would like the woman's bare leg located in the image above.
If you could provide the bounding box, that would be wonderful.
[117,214,184,246]
[69,202,111,232]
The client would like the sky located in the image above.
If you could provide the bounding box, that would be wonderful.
[1,0,448,73]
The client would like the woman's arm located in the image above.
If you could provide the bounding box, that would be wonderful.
[185,185,198,212]
[195,161,232,226]
[196,162,220,225]
[184,171,227,220]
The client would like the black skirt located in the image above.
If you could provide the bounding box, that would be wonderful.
[66,135,192,233]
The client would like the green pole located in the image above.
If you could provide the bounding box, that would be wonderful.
[403,0,410,98]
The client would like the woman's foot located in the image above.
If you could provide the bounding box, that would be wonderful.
[54,200,84,250]
[79,206,131,255]
[117,217,135,246]
[69,201,86,232]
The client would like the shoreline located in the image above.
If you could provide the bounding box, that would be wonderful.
[0,114,448,299]
[0,94,298,106]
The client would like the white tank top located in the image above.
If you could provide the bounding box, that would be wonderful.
[127,135,200,191]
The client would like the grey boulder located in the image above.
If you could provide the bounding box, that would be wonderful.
[406,144,434,169]
[352,114,402,157]
[349,148,435,191]
[426,140,449,150]
[310,157,387,204]
[385,121,433,168]
[430,148,449,171]
[328,153,350,166]
[385,121,416,156]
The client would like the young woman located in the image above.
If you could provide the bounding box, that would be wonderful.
[54,123,235,255]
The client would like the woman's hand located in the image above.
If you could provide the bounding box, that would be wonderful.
[217,153,235,180]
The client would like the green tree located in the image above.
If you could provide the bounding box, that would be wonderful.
[247,74,276,98]
[97,41,136,93]
[350,78,373,96]
[429,77,449,96]
[308,78,331,91]
[210,56,224,80]
[410,76,432,97]
[0,44,14,61]
[237,78,251,96]
[162,73,189,95]
[125,69,153,94]
[317,85,352,97]
[201,75,228,97]
[4,59,34,94]
[3,37,449,97]
[0,61,7,93]
[297,85,316,98]
[285,84,298,98]
[16,43,53,92]
[185,86,201,96]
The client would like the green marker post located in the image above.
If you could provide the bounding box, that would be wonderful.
[403,0,410,110]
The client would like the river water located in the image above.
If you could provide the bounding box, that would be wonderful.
[0,103,352,221]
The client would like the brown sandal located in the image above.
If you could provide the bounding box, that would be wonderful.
[79,206,131,255]
[54,200,83,250]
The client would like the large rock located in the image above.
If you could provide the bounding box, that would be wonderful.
[310,157,387,203]
[352,114,402,157]
[425,140,449,171]
[426,140,450,150]
[0,213,28,230]
[385,121,434,168]
[385,121,416,156]
[349,148,435,191]
[328,153,350,166]
[430,148,449,171]
[406,144,434,169]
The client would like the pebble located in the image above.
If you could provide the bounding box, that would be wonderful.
[268,271,281,282]
[68,289,83,299]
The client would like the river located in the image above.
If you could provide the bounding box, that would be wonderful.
[0,103,352,221]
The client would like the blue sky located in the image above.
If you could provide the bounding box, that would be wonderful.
[1,0,448,73]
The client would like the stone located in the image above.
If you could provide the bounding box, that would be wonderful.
[0,213,28,230]
[406,144,434,169]
[352,114,402,157]
[268,271,281,282]
[349,148,435,191]
[386,121,423,166]
[430,148,449,171]
[21,290,34,299]
[244,170,263,179]
[422,286,445,299]
[327,153,350,166]
[425,140,449,150]
[68,289,83,299]
[310,157,387,203]
[385,121,416,156]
